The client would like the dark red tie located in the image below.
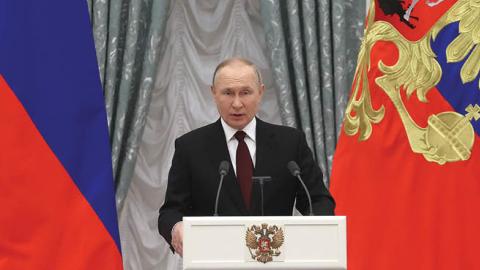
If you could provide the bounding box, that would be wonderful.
[235,131,253,209]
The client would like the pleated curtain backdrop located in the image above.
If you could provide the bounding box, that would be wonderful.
[260,0,366,186]
[87,0,170,211]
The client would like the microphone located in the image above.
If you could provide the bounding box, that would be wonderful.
[287,161,314,216]
[218,161,229,176]
[214,161,229,216]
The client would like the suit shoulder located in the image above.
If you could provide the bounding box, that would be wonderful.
[175,121,219,145]
[259,120,303,137]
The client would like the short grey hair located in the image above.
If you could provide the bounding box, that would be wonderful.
[212,57,262,86]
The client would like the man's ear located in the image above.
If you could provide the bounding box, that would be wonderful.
[210,85,215,95]
[259,84,265,97]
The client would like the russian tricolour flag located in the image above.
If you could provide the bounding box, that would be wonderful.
[0,1,123,269]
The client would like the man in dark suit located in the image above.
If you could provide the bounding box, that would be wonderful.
[158,57,335,256]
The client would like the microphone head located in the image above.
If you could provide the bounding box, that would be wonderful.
[287,161,300,176]
[219,161,230,176]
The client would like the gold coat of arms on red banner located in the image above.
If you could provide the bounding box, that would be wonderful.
[345,0,480,165]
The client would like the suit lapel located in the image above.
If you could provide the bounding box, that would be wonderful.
[206,119,248,215]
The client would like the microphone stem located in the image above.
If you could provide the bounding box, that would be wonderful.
[214,174,225,216]
[297,174,314,216]
[259,179,265,216]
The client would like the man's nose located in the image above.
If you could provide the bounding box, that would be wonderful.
[232,95,242,108]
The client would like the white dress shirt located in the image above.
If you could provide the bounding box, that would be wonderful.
[220,117,256,176]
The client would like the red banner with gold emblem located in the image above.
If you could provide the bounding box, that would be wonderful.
[331,0,480,269]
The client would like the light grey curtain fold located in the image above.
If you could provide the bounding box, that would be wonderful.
[87,0,170,210]
[259,1,297,128]
[260,0,365,186]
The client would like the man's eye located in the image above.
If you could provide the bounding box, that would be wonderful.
[222,91,232,96]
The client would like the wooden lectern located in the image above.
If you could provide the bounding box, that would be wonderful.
[183,216,346,270]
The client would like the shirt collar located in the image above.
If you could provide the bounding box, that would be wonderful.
[221,117,256,142]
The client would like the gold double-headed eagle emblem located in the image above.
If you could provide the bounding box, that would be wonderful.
[345,0,480,165]
[245,223,284,263]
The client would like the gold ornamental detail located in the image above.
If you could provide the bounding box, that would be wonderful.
[425,104,479,164]
[435,0,480,88]
[344,0,480,165]
[245,224,284,264]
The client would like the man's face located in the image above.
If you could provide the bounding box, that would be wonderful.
[211,63,264,130]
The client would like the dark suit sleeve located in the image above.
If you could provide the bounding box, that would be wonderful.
[294,132,335,215]
[158,138,192,250]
